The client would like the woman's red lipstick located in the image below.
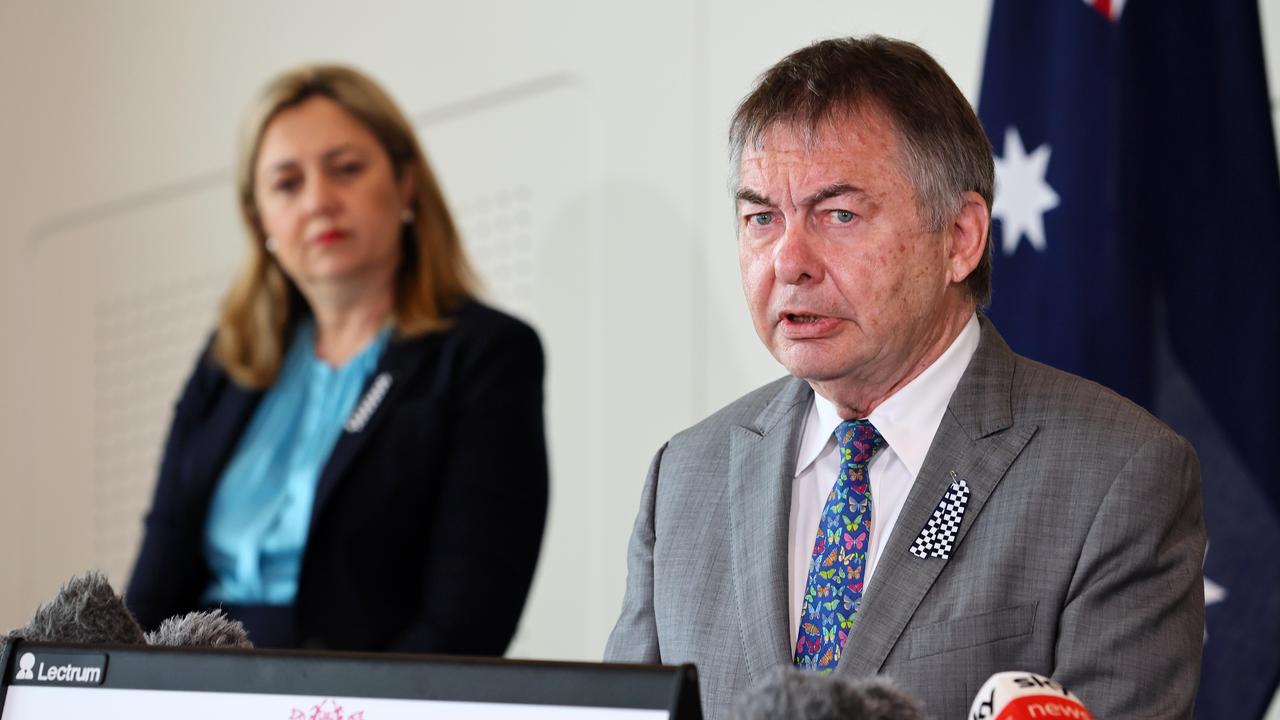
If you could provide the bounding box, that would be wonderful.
[313,229,348,245]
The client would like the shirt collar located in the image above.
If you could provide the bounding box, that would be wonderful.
[793,313,981,478]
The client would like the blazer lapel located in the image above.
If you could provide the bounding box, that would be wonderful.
[728,377,813,681]
[836,317,1038,678]
[308,333,438,527]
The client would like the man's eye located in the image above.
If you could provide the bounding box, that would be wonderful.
[830,209,855,224]
[750,212,775,226]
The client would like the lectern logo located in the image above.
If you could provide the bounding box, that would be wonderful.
[10,651,106,686]
[14,653,35,680]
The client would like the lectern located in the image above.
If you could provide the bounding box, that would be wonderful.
[0,639,702,719]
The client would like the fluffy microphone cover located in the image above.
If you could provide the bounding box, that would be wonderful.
[729,667,925,720]
[5,571,146,646]
[3,571,253,651]
[146,609,252,649]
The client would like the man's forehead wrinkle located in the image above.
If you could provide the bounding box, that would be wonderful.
[738,150,868,212]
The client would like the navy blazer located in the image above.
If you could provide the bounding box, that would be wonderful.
[126,301,548,654]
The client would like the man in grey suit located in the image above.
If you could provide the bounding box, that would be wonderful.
[605,36,1204,718]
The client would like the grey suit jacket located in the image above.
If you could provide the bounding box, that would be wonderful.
[605,318,1204,719]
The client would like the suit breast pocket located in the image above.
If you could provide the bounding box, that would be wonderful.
[904,601,1039,660]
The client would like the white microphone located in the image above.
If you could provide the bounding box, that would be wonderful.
[968,672,1093,720]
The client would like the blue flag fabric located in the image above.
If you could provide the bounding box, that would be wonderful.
[978,1,1280,717]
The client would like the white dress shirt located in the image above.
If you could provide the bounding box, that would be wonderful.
[787,314,981,646]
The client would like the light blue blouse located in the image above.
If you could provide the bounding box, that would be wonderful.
[203,319,391,606]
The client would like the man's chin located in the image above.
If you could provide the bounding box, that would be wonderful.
[773,354,852,384]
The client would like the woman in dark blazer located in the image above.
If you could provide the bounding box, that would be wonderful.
[125,64,547,654]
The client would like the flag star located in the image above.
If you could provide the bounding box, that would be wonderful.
[1205,575,1227,607]
[993,126,1060,256]
[1204,575,1227,643]
[1202,542,1227,643]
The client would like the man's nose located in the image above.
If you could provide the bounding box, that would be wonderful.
[773,221,823,285]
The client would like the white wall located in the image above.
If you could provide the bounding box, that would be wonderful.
[0,2,1277,702]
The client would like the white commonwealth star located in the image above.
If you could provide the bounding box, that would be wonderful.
[992,126,1060,255]
[1203,543,1227,643]
[1205,575,1227,607]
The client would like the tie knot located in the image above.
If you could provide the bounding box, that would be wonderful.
[834,419,886,467]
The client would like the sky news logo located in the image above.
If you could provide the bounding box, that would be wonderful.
[11,651,107,686]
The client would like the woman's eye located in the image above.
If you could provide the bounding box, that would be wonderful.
[274,177,301,194]
[335,161,365,177]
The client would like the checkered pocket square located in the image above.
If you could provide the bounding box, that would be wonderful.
[909,473,971,560]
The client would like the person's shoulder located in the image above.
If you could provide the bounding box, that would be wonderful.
[668,376,806,448]
[1007,352,1184,448]
[397,299,542,361]
[648,377,806,482]
[406,301,544,389]
[446,300,541,347]
[451,300,534,330]
[161,332,245,427]
[185,333,235,396]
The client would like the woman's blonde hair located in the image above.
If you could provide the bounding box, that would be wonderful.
[213,63,476,388]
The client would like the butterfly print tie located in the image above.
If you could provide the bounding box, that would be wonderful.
[793,419,886,672]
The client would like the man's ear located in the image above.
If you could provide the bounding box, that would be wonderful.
[946,191,990,285]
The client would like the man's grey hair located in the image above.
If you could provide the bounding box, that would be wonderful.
[729,36,995,306]
[729,667,926,720]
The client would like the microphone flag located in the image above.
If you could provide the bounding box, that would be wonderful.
[977,1,1280,717]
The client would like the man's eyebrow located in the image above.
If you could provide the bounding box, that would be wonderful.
[801,183,866,205]
[735,188,773,207]
[735,183,867,208]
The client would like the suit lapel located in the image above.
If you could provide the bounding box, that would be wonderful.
[728,377,812,681]
[836,318,1038,678]
[308,333,438,528]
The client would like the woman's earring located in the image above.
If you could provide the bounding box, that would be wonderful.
[401,209,416,224]
[265,236,278,254]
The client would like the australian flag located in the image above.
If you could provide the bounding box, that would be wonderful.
[978,0,1280,717]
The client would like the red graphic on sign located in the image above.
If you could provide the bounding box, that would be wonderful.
[290,699,366,720]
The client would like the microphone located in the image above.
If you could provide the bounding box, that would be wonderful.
[730,666,925,719]
[4,572,252,649]
[5,572,146,646]
[145,609,253,648]
[968,672,1092,720]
